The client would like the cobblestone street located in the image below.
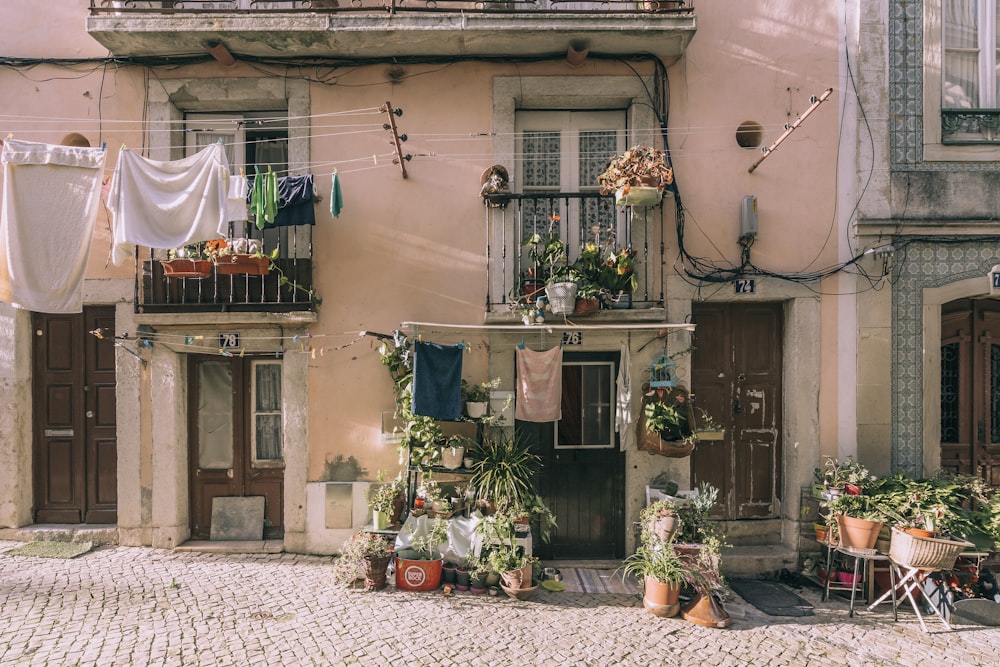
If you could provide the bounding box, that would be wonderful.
[1,542,999,666]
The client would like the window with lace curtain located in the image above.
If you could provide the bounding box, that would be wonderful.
[941,0,1000,142]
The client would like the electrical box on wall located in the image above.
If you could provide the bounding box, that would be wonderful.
[741,195,758,239]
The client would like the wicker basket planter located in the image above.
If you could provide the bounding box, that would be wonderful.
[888,527,973,570]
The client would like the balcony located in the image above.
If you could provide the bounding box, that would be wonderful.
[87,1,696,61]
[482,190,666,322]
[134,230,316,314]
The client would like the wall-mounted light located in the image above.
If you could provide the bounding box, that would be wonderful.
[205,41,236,67]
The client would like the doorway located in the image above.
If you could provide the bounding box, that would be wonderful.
[31,307,118,524]
[690,302,783,519]
[940,298,1000,486]
[188,355,285,539]
[519,351,625,560]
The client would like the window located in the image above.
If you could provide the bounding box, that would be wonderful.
[941,0,1000,142]
[252,361,283,464]
[515,111,626,264]
[556,361,616,449]
[185,113,309,259]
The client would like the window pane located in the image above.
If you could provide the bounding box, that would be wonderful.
[198,361,233,469]
[522,131,561,188]
[256,415,282,461]
[944,0,980,107]
[941,342,960,443]
[255,363,282,412]
[579,131,619,245]
[557,363,614,448]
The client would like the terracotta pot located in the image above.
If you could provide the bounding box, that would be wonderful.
[643,576,680,617]
[501,563,533,590]
[574,297,600,316]
[647,512,680,542]
[215,254,270,275]
[681,593,731,628]
[900,527,937,539]
[836,514,883,550]
[161,258,212,279]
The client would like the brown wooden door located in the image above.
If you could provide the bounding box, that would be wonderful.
[690,303,783,519]
[940,298,1000,486]
[189,355,284,539]
[520,351,625,560]
[32,307,118,524]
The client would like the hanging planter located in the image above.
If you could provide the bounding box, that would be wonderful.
[636,384,695,458]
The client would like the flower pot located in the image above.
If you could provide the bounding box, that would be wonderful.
[465,401,488,419]
[545,282,578,315]
[442,562,458,585]
[521,278,546,303]
[501,563,533,590]
[501,580,539,601]
[455,568,471,591]
[647,511,680,542]
[836,514,883,550]
[615,185,663,208]
[394,554,444,591]
[642,576,681,617]
[485,571,501,587]
[836,571,859,586]
[215,254,270,275]
[610,291,632,309]
[900,527,937,539]
[574,297,600,316]
[362,553,393,591]
[161,258,212,279]
[462,456,475,469]
[681,592,731,628]
[813,523,828,543]
[440,445,465,470]
[694,429,725,441]
[372,510,390,531]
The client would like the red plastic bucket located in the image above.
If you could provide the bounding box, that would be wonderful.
[394,555,443,591]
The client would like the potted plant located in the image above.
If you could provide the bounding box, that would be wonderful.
[596,145,674,207]
[642,390,692,443]
[622,540,690,617]
[366,472,406,530]
[395,517,448,591]
[205,237,271,275]
[331,530,395,591]
[691,408,725,442]
[440,434,473,471]
[469,429,541,512]
[640,498,684,543]
[162,243,212,278]
[476,506,539,594]
[462,378,499,419]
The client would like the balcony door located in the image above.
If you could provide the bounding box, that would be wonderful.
[515,110,626,267]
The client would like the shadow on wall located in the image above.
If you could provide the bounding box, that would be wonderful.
[322,454,367,482]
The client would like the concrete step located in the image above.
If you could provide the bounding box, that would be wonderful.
[720,518,783,547]
[0,524,119,546]
[721,544,798,578]
[174,539,283,554]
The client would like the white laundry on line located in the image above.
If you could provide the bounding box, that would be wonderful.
[108,143,230,266]
[0,139,107,313]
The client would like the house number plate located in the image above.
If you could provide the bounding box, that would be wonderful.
[562,332,583,345]
[219,332,240,349]
[734,279,756,294]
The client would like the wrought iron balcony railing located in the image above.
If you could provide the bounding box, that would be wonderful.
[483,190,666,316]
[91,0,695,15]
[941,108,1000,144]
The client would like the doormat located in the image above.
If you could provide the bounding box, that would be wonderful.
[728,578,814,617]
[560,568,639,595]
[2,541,92,559]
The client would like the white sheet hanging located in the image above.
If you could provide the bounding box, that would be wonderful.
[226,173,248,223]
[108,143,230,266]
[616,340,635,450]
[0,139,107,313]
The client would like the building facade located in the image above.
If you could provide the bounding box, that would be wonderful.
[0,1,848,572]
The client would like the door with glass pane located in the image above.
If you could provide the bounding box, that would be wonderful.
[515,111,626,271]
[519,351,625,560]
[940,298,1000,487]
[189,356,285,539]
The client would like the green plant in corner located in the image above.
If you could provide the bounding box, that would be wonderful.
[407,517,449,561]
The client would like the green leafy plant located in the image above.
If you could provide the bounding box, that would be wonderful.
[331,531,394,587]
[406,517,449,561]
[365,471,405,514]
[462,378,500,403]
[820,456,875,489]
[469,429,540,509]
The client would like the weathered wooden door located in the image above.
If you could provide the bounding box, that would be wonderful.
[189,356,285,539]
[32,307,118,524]
[519,351,625,560]
[690,303,783,519]
[940,298,1000,486]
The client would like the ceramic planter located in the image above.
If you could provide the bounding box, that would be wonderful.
[440,445,465,470]
[372,510,390,531]
[642,576,680,617]
[465,401,488,419]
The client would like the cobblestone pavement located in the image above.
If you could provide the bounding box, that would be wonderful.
[1,542,999,666]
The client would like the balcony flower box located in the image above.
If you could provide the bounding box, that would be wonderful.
[161,258,212,279]
[215,254,270,276]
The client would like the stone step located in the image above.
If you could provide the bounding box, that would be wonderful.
[721,544,799,578]
[0,524,119,546]
[719,518,783,546]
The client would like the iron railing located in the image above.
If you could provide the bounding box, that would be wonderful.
[483,190,666,314]
[90,0,695,15]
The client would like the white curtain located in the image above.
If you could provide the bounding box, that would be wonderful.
[943,0,981,108]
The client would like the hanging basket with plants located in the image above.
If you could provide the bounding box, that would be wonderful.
[597,145,674,208]
[636,384,696,458]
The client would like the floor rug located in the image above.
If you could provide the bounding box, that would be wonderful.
[2,541,93,559]
[729,578,814,616]
[560,568,639,595]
